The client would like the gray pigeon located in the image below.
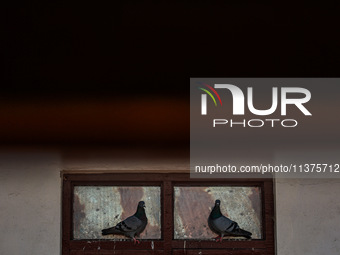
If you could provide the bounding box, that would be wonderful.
[208,200,252,242]
[102,201,148,244]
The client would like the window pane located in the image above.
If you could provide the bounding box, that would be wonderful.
[73,186,161,239]
[174,186,262,239]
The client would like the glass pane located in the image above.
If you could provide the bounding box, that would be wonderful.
[174,186,262,239]
[73,186,161,240]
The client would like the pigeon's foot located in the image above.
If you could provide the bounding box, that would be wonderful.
[213,236,223,242]
[133,238,140,245]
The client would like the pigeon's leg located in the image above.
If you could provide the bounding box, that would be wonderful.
[219,234,224,242]
[213,235,221,242]
[133,238,140,245]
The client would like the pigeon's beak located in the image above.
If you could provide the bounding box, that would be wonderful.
[143,205,146,208]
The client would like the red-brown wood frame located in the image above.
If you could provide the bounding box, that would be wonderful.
[62,173,275,255]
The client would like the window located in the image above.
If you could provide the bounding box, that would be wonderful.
[62,173,274,254]
[73,186,161,240]
[173,186,262,240]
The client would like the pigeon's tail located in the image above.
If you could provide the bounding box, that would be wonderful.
[102,227,120,236]
[235,228,252,239]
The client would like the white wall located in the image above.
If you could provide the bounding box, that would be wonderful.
[0,149,339,254]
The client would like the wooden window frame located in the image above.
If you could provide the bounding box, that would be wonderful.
[62,173,275,255]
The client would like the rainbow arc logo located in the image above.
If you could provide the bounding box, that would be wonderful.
[197,82,222,115]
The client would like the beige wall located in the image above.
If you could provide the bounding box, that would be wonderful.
[275,178,340,255]
[0,151,61,255]
[0,149,339,254]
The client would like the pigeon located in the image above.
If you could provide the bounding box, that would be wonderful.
[102,201,148,244]
[208,199,252,242]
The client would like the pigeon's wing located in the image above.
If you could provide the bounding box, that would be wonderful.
[115,215,143,233]
[212,215,238,233]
